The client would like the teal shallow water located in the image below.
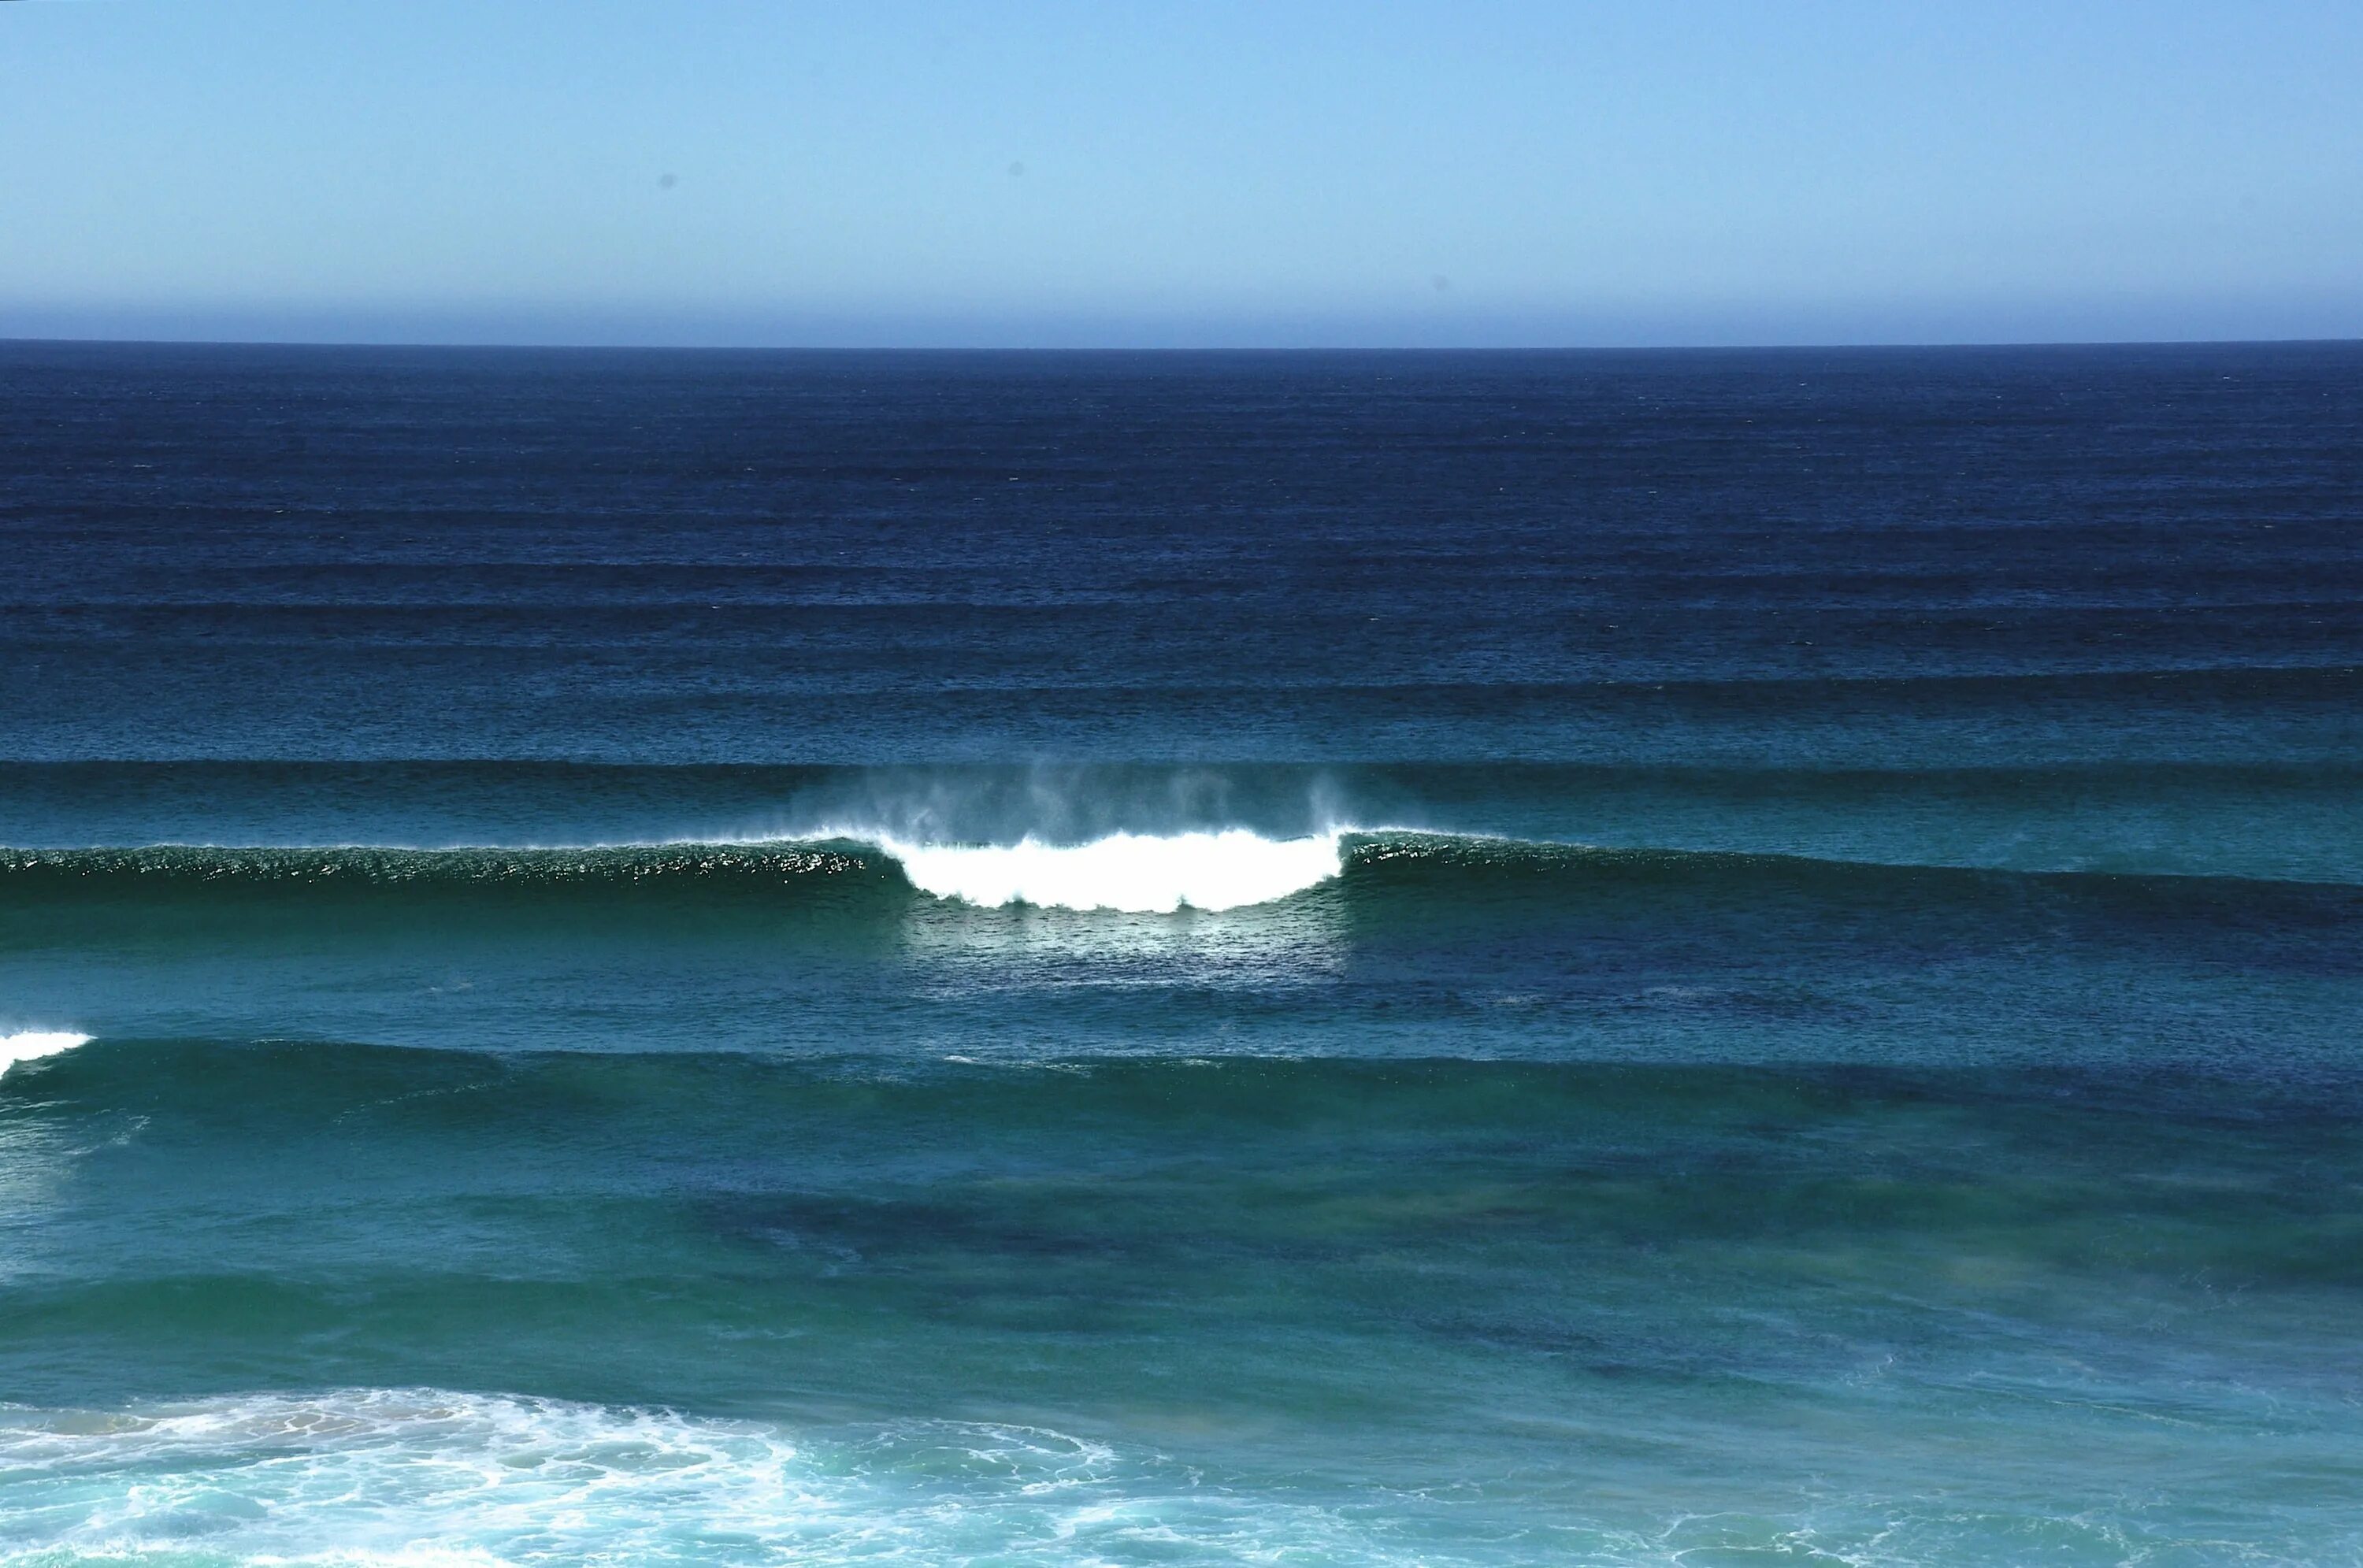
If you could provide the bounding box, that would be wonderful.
[6,1046,2362,1564]
[6,815,2361,1562]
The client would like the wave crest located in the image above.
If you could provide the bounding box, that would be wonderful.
[0,1030,91,1078]
[879,829,1347,913]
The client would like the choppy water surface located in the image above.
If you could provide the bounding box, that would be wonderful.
[2,343,2360,1565]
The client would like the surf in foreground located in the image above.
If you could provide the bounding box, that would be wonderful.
[6,1047,2361,1565]
[3,1377,2346,1567]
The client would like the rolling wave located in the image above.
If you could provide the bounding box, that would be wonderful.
[2,829,2356,916]
[12,759,2363,888]
[878,828,1345,912]
[0,833,1359,915]
[0,1030,90,1077]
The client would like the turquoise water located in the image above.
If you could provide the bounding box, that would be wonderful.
[4,343,2361,1564]
[7,1042,2362,1563]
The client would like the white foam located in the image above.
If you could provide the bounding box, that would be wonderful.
[879,829,1346,913]
[0,1388,1415,1567]
[0,1030,90,1077]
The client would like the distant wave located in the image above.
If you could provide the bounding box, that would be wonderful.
[13,758,2363,887]
[2,832,2357,921]
[0,831,1362,914]
[0,830,1354,914]
[0,1029,91,1077]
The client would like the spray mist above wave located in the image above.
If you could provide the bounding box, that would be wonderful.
[0,1031,90,1078]
[876,828,1348,913]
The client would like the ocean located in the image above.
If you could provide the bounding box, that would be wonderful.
[2,340,2359,1565]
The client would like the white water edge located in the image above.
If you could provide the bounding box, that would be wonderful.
[877,828,1348,913]
[0,1031,91,1078]
[0,1388,1425,1568]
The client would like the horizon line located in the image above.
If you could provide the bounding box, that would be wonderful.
[6,332,2361,355]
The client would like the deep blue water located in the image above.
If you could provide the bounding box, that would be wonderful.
[2,341,2361,1565]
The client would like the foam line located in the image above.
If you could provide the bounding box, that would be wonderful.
[0,1388,1403,1566]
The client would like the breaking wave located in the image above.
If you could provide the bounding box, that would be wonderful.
[0,829,1364,914]
[2,832,2356,923]
[879,828,1346,912]
[0,1030,91,1078]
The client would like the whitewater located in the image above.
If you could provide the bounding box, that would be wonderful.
[0,1031,89,1077]
[873,828,1346,911]
[0,1389,1374,1568]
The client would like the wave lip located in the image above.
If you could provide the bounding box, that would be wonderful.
[878,828,1347,913]
[0,1030,90,1077]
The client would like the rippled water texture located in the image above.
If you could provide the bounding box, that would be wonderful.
[2,343,2360,1564]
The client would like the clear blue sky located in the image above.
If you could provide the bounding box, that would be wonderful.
[5,0,2360,347]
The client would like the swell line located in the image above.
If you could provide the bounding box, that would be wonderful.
[5,831,2360,913]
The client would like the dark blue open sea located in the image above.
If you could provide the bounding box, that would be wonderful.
[2,341,2361,1566]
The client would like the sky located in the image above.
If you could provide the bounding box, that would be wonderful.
[3,0,2361,347]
